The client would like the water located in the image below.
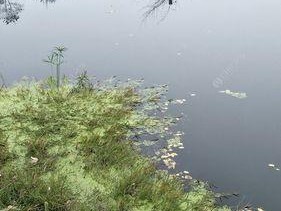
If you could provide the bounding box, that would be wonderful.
[1,0,281,209]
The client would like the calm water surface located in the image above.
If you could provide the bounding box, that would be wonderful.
[1,0,281,210]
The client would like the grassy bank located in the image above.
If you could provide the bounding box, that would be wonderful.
[0,74,229,210]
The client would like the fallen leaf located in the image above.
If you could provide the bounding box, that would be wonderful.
[219,90,247,99]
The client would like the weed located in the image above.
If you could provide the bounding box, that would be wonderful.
[0,74,230,210]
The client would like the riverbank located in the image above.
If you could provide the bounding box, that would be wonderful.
[0,74,230,210]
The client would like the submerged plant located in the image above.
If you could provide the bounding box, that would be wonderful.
[44,46,67,88]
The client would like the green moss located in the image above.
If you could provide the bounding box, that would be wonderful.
[0,75,230,210]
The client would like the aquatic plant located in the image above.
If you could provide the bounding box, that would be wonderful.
[219,90,247,99]
[0,74,230,210]
[44,46,67,89]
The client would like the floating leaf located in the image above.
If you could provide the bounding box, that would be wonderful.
[268,163,280,171]
[219,90,247,99]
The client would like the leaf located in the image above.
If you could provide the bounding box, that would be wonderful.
[219,90,247,99]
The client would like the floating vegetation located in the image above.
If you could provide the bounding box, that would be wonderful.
[152,135,185,169]
[219,89,247,99]
[175,171,193,180]
[170,98,186,105]
[0,73,230,210]
[268,163,280,171]
[190,93,196,97]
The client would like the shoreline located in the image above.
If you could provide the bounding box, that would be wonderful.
[0,75,230,210]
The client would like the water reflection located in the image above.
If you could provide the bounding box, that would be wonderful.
[0,0,56,25]
[0,0,23,24]
[40,0,56,6]
[144,0,175,20]
[0,0,174,25]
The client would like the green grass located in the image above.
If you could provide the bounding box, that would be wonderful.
[0,74,230,211]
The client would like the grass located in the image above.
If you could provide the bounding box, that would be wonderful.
[0,74,230,210]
